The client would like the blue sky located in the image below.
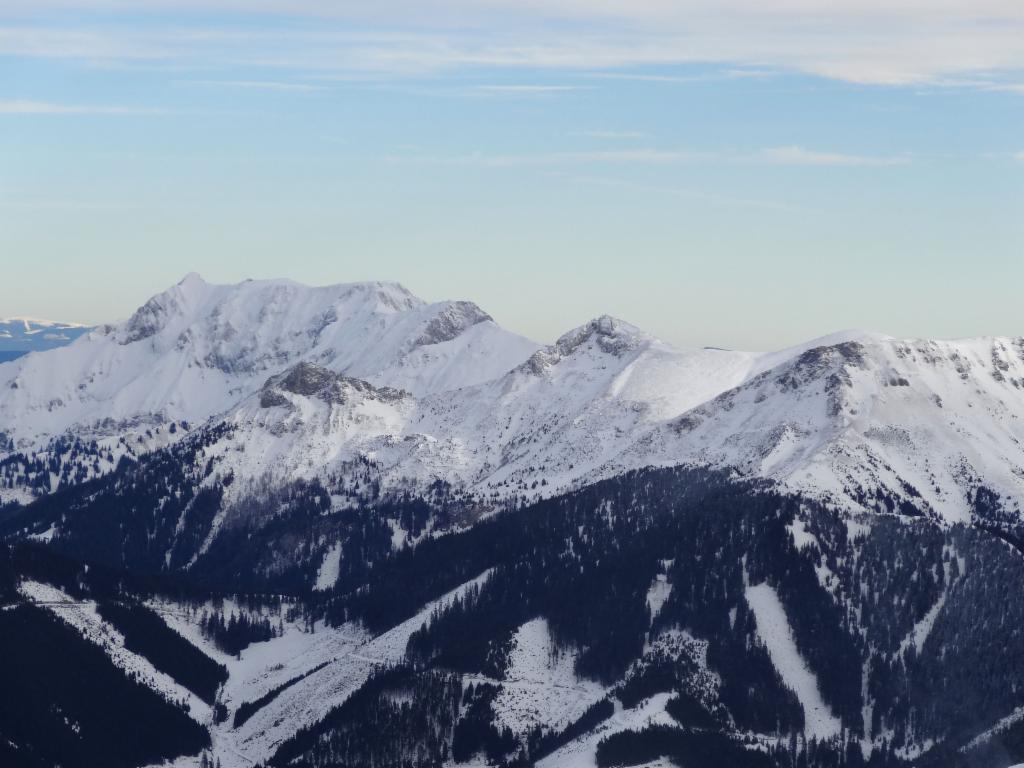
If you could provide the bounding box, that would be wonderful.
[1,1,1022,349]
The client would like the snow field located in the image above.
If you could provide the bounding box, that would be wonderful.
[490,618,607,736]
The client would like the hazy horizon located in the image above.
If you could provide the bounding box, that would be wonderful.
[1,270,1018,353]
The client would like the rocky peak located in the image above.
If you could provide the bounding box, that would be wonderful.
[120,273,214,345]
[775,341,868,392]
[520,315,649,376]
[414,301,493,347]
[121,294,180,345]
[355,281,422,313]
[556,315,647,356]
[275,362,338,396]
[259,361,408,408]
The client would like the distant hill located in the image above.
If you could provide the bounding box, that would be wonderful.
[0,317,91,362]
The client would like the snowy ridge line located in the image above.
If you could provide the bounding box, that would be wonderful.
[17,580,212,723]
[521,624,778,768]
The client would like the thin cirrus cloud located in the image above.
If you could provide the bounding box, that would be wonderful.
[984,83,1024,95]
[1,2,1024,87]
[386,146,911,168]
[183,79,329,92]
[575,130,650,140]
[0,99,167,115]
[584,69,776,84]
[469,84,589,94]
[384,148,713,167]
[755,146,912,167]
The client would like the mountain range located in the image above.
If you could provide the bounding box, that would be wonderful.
[3,274,1022,525]
[2,275,1024,768]
[0,317,91,363]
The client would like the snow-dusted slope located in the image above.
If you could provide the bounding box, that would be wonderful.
[0,274,538,453]
[116,311,1024,526]
[413,316,760,492]
[615,335,1024,522]
[202,316,764,501]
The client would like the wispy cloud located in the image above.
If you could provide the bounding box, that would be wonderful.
[755,146,911,167]
[183,79,328,92]
[982,83,1024,95]
[585,69,775,84]
[385,148,712,167]
[3,4,1024,87]
[0,25,168,61]
[575,129,650,140]
[0,99,166,115]
[1014,152,1024,162]
[470,84,589,94]
[387,145,912,168]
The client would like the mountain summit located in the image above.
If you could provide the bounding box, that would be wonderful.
[0,276,538,457]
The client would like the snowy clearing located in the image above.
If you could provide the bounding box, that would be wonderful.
[490,617,607,736]
[745,582,841,741]
[18,580,211,723]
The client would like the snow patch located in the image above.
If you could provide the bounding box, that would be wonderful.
[745,582,841,741]
[645,574,672,625]
[787,517,818,551]
[899,593,947,657]
[534,693,676,768]
[314,543,342,591]
[490,617,606,736]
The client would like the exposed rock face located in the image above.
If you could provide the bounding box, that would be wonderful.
[275,362,339,397]
[555,315,645,358]
[523,315,648,375]
[259,362,408,409]
[414,301,492,347]
[121,295,177,344]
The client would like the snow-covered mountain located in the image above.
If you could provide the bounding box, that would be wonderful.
[0,274,538,453]
[6,276,1024,768]
[3,275,1023,527]
[179,316,1024,527]
[0,317,91,362]
[615,334,1024,523]
[204,315,763,501]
